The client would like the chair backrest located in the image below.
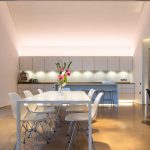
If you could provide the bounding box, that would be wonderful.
[37,89,43,94]
[88,89,94,98]
[90,89,96,100]
[23,90,37,112]
[24,90,33,97]
[8,92,27,119]
[92,92,103,120]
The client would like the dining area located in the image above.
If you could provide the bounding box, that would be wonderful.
[8,88,103,150]
[2,1,150,150]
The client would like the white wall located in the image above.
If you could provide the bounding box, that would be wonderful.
[0,2,19,107]
[133,3,150,104]
[21,46,131,56]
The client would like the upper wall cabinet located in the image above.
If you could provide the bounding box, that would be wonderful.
[19,56,32,71]
[33,57,44,72]
[82,57,94,71]
[57,56,71,64]
[70,57,82,71]
[57,56,72,70]
[119,56,133,71]
[45,57,57,72]
[108,56,120,71]
[95,57,108,71]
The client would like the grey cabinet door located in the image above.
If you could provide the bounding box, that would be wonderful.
[33,57,44,72]
[57,56,71,69]
[19,56,32,71]
[30,84,44,94]
[82,57,94,71]
[17,84,31,98]
[45,57,57,72]
[43,84,55,92]
[70,57,82,71]
[108,56,119,71]
[57,57,71,64]
[95,57,108,71]
[119,56,133,71]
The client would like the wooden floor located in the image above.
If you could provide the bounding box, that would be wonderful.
[0,104,150,150]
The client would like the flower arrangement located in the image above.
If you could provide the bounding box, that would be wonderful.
[55,60,72,87]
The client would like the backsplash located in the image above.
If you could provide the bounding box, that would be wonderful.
[25,71,134,83]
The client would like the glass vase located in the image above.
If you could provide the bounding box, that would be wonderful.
[58,85,63,95]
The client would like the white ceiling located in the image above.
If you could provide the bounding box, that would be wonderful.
[6,1,145,55]
[4,1,144,56]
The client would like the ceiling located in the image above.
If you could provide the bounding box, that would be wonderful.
[6,1,145,55]
[7,1,144,46]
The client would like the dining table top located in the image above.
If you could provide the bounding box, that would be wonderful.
[22,91,91,104]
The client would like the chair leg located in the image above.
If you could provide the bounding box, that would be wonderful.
[67,122,74,136]
[92,137,96,150]
[68,123,77,150]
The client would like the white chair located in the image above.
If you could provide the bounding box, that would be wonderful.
[23,90,56,114]
[66,89,96,113]
[37,88,43,94]
[88,89,94,99]
[8,92,50,147]
[24,90,57,132]
[65,92,103,150]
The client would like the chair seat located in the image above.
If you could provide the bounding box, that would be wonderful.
[35,106,56,114]
[65,113,88,122]
[23,112,48,121]
[66,105,88,112]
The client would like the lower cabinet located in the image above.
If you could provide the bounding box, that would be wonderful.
[30,84,44,95]
[18,83,55,98]
[118,84,135,100]
[18,84,31,98]
[43,84,55,92]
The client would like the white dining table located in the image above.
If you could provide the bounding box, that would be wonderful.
[16,91,92,150]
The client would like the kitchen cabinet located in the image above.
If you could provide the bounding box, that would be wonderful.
[17,84,31,98]
[119,56,133,71]
[108,56,119,71]
[82,57,94,71]
[57,56,71,64]
[17,83,56,97]
[19,56,32,71]
[30,84,44,95]
[119,84,135,100]
[95,57,108,71]
[43,84,55,92]
[45,57,57,72]
[70,57,82,71]
[33,57,44,72]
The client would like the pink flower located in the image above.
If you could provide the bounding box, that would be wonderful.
[59,68,64,72]
[66,69,70,72]
[58,75,64,80]
[66,72,71,76]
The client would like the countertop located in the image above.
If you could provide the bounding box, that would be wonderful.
[18,82,135,85]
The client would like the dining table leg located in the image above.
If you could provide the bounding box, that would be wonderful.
[16,101,21,150]
[88,102,92,150]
